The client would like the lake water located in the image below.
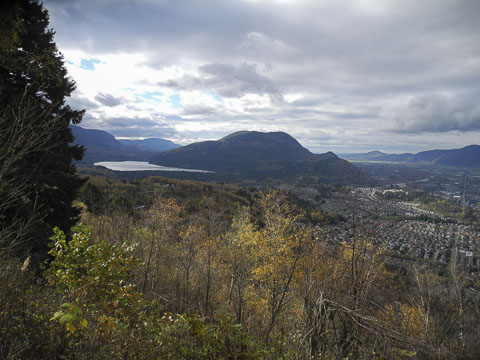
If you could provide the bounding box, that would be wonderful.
[94,161,212,173]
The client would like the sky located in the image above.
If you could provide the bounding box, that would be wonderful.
[43,0,480,154]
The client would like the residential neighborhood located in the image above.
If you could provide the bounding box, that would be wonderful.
[313,187,480,271]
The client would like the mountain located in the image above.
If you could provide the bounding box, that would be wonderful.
[71,125,123,152]
[428,145,480,167]
[71,125,125,163]
[150,131,371,184]
[341,151,415,163]
[342,151,390,161]
[341,145,480,168]
[118,138,180,152]
[71,125,179,163]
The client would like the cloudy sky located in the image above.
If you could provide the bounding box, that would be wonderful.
[44,0,480,153]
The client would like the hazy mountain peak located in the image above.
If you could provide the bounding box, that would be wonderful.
[342,144,480,168]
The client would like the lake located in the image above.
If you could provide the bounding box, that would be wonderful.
[94,161,212,173]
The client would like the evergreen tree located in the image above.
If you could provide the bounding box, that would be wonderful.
[0,0,85,262]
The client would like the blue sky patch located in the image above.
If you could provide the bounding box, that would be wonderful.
[80,58,101,71]
[137,91,163,102]
[167,94,182,109]
[208,91,223,103]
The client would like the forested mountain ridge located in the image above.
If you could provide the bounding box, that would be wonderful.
[151,131,372,184]
[71,125,122,150]
[343,145,480,167]
[118,138,180,152]
[71,125,179,163]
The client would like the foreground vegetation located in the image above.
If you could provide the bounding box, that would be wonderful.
[2,176,480,359]
[2,1,480,358]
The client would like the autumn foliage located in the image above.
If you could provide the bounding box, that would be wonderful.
[3,177,480,359]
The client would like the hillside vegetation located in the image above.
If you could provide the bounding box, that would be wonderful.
[2,176,480,359]
[2,2,480,359]
[151,131,372,185]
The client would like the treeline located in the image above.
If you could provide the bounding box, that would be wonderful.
[2,177,480,359]
[78,175,262,216]
[77,176,340,226]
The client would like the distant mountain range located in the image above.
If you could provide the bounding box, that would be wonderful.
[151,131,372,184]
[341,145,480,168]
[70,125,179,163]
[71,126,371,185]
[118,138,180,152]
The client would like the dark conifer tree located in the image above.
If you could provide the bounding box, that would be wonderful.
[0,0,85,262]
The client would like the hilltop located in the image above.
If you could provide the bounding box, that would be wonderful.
[150,131,371,185]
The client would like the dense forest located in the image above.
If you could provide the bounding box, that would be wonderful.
[2,175,480,359]
[1,1,480,359]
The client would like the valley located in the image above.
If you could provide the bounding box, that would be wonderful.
[78,127,480,273]
[76,128,480,276]
[289,161,480,274]
[4,0,480,357]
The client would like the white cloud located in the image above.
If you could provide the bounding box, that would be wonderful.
[390,93,480,133]
[46,0,480,151]
[236,32,298,61]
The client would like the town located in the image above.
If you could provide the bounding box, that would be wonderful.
[313,186,480,274]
